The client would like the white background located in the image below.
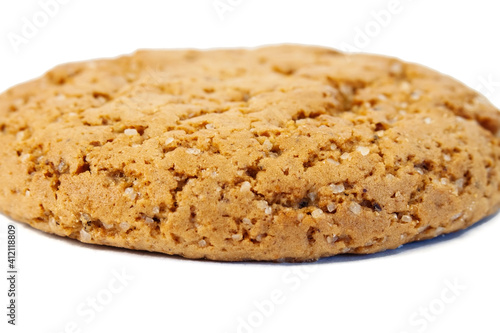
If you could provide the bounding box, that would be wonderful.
[1,1,499,332]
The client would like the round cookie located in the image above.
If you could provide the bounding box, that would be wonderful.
[1,45,499,261]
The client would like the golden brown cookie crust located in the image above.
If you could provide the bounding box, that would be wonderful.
[1,45,500,261]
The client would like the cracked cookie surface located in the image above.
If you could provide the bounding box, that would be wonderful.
[1,45,500,261]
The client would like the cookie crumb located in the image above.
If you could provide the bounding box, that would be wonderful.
[326,235,338,244]
[341,247,351,253]
[411,91,422,100]
[80,213,91,223]
[349,202,361,215]
[16,131,25,141]
[232,234,243,241]
[389,62,403,75]
[240,181,252,192]
[257,200,268,210]
[401,215,412,223]
[326,158,340,166]
[102,222,113,229]
[307,192,317,202]
[435,227,445,235]
[120,222,130,230]
[20,154,31,162]
[356,146,370,156]
[330,183,345,194]
[186,148,201,155]
[80,229,91,242]
[49,217,57,228]
[57,161,66,173]
[124,187,137,200]
[400,82,411,92]
[262,139,273,151]
[124,128,138,136]
[312,208,324,218]
[340,152,351,160]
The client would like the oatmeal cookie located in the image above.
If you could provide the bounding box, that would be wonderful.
[1,45,499,261]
